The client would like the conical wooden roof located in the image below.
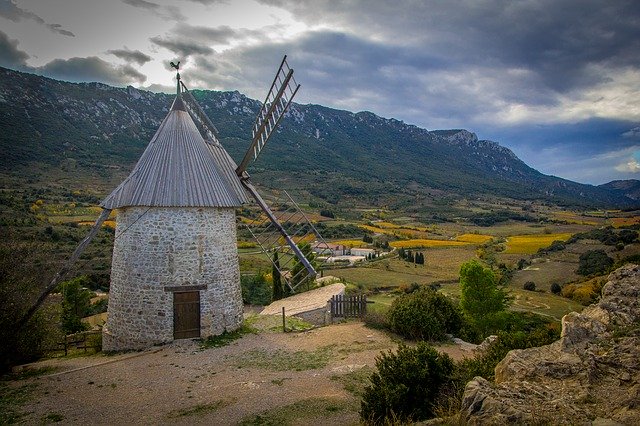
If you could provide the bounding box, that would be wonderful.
[101,96,249,209]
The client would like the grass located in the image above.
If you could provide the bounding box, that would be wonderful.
[239,397,354,426]
[232,346,335,371]
[326,248,475,290]
[330,367,374,398]
[511,260,580,290]
[0,382,38,424]
[390,239,470,248]
[200,322,258,349]
[504,233,573,254]
[167,398,235,418]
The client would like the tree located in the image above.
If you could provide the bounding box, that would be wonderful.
[271,251,283,301]
[550,282,562,295]
[1,239,61,372]
[290,243,316,291]
[459,260,510,337]
[60,277,92,334]
[576,249,613,276]
[360,342,455,423]
[398,247,406,259]
[523,281,536,291]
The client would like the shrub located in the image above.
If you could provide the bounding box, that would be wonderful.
[523,281,536,291]
[550,282,562,295]
[387,288,463,341]
[454,321,560,384]
[240,273,272,306]
[360,342,454,423]
[576,249,613,276]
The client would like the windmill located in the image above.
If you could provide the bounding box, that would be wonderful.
[18,56,327,350]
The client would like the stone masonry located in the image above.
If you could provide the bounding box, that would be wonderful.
[103,206,243,351]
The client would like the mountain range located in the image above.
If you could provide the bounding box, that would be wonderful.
[0,66,635,212]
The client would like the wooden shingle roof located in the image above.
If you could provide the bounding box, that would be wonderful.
[101,96,249,209]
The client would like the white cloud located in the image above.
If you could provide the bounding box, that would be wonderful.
[615,159,640,173]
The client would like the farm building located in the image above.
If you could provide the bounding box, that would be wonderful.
[312,242,347,257]
[351,248,376,257]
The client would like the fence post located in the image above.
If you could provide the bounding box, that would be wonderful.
[282,306,286,333]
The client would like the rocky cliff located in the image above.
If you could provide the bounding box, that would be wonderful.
[461,264,640,425]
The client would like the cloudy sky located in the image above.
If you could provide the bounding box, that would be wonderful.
[1,0,639,185]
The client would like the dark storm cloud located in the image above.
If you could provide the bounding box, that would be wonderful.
[150,36,214,58]
[0,0,75,37]
[0,30,29,68]
[258,0,640,95]
[38,56,147,85]
[121,0,185,21]
[182,29,504,127]
[107,48,152,66]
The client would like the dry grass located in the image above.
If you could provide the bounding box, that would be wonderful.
[552,211,600,226]
[610,216,640,228]
[504,233,573,254]
[390,239,470,248]
[326,248,475,290]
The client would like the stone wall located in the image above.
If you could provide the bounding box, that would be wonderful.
[103,206,243,351]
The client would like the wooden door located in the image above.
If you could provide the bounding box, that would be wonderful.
[173,291,200,339]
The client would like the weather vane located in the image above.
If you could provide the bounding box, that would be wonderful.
[170,61,180,71]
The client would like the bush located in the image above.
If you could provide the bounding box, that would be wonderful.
[576,249,613,276]
[454,322,560,384]
[387,288,463,341]
[240,273,272,306]
[550,282,562,294]
[523,281,536,291]
[360,342,455,423]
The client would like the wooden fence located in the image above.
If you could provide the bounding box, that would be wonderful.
[56,330,102,355]
[330,294,368,319]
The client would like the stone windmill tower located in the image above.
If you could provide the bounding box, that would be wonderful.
[17,57,320,346]
[99,75,250,350]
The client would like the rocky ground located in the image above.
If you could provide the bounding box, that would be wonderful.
[460,264,640,425]
[7,320,468,425]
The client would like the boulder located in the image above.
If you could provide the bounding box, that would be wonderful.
[460,264,640,425]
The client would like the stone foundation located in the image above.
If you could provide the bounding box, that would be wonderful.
[103,206,243,351]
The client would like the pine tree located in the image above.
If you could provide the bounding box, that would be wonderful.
[272,251,283,301]
[398,247,406,259]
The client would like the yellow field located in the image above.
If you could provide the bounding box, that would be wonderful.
[390,239,470,248]
[332,239,367,247]
[78,220,116,228]
[455,233,493,244]
[237,241,258,249]
[504,233,573,254]
[610,216,640,228]
[552,211,599,226]
[360,224,429,239]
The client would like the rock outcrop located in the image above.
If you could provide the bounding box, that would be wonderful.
[461,264,640,425]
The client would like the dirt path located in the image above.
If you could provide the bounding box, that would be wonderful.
[14,321,471,425]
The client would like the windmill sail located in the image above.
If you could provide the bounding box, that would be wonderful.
[236,55,300,175]
[179,56,319,290]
